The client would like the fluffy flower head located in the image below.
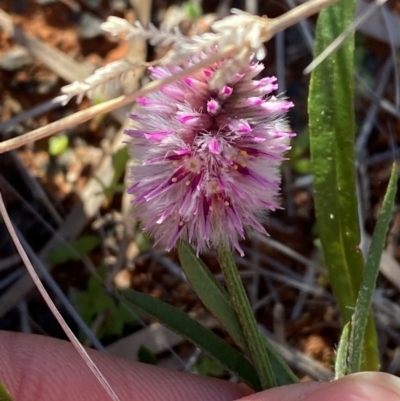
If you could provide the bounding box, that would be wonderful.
[127,55,294,255]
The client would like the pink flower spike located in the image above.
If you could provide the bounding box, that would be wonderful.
[126,54,295,255]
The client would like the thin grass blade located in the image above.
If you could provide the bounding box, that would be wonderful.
[334,322,350,379]
[178,242,297,386]
[0,193,121,401]
[177,242,248,352]
[120,289,262,390]
[348,165,398,373]
[0,382,13,401]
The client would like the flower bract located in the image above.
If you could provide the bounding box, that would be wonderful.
[126,55,294,255]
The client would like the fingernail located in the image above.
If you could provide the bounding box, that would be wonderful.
[308,372,400,401]
[363,372,400,399]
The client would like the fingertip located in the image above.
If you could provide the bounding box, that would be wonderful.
[0,330,253,401]
[236,373,400,401]
[235,381,325,401]
[310,372,400,401]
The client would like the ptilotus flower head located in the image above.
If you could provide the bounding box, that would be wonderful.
[126,55,294,256]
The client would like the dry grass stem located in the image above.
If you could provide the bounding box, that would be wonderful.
[0,193,122,401]
[0,47,236,154]
[304,0,388,74]
[0,0,343,154]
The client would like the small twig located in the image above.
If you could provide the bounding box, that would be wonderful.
[8,151,63,224]
[0,268,23,291]
[0,9,94,82]
[0,100,61,135]
[0,254,20,272]
[254,233,325,273]
[273,303,287,345]
[259,326,333,380]
[0,192,122,401]
[381,3,400,110]
[291,267,316,319]
[18,299,32,334]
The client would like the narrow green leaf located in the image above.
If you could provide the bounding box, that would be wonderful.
[349,165,398,373]
[193,355,226,377]
[48,235,100,264]
[335,322,350,379]
[217,245,297,389]
[308,0,379,370]
[179,242,296,386]
[137,345,158,365]
[177,241,248,352]
[0,382,13,401]
[120,289,262,390]
[112,147,129,187]
[182,1,203,19]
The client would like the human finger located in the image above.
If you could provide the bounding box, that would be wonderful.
[237,372,400,401]
[0,330,252,401]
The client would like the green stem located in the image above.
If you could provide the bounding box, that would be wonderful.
[217,245,295,389]
[179,242,297,387]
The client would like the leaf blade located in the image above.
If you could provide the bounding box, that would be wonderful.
[0,382,13,401]
[120,289,262,390]
[179,242,297,387]
[308,0,379,370]
[177,242,248,352]
[335,322,350,379]
[348,165,398,373]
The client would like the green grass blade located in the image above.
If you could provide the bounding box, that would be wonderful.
[308,0,379,370]
[0,382,13,401]
[348,165,398,373]
[120,289,261,390]
[334,322,350,379]
[178,241,248,352]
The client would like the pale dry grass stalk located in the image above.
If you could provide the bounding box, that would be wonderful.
[0,193,122,401]
[304,0,388,74]
[0,46,236,154]
[0,0,340,155]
